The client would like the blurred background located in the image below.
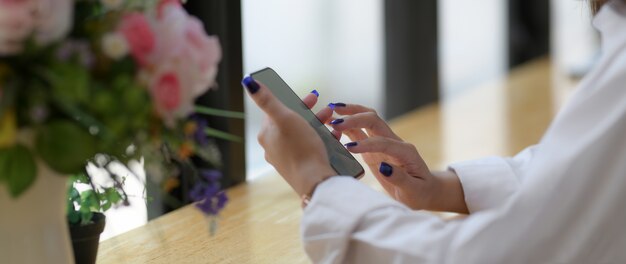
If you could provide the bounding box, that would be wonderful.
[242,0,597,179]
[103,0,600,239]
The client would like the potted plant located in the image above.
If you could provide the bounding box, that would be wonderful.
[66,173,123,264]
[0,0,235,262]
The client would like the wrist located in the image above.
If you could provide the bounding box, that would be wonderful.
[429,170,469,214]
[297,161,336,197]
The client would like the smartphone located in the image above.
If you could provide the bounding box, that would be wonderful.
[250,68,365,179]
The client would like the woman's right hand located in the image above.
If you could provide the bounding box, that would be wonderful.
[318,103,468,213]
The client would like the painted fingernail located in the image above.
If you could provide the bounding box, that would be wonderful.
[330,118,344,125]
[333,102,346,107]
[328,103,336,110]
[379,162,393,177]
[242,76,260,94]
[311,89,319,97]
[345,142,358,147]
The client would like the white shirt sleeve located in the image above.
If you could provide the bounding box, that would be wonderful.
[448,146,537,213]
[302,177,458,264]
[302,3,626,263]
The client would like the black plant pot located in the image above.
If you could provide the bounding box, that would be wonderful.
[69,213,106,264]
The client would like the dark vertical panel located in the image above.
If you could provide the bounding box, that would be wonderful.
[384,0,439,119]
[508,0,550,68]
[185,0,246,187]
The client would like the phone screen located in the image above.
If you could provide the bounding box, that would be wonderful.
[251,68,364,178]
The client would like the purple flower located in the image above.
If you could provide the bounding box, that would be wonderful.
[191,115,209,146]
[190,170,227,216]
[200,169,221,182]
[56,40,95,68]
[216,191,228,209]
[192,187,228,215]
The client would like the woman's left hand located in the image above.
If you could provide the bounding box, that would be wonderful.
[243,77,336,196]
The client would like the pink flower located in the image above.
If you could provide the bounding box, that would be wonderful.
[133,1,221,125]
[33,0,72,45]
[0,0,37,55]
[153,72,181,111]
[149,62,196,127]
[156,0,181,19]
[118,13,155,66]
[183,17,222,96]
[0,0,72,55]
[151,3,221,95]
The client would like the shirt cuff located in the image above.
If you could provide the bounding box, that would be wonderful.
[301,176,406,262]
[448,157,519,213]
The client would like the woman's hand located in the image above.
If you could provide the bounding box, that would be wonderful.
[324,103,468,213]
[243,77,336,197]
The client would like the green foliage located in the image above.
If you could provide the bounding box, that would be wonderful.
[45,63,90,104]
[0,145,37,197]
[36,121,96,174]
[66,173,126,226]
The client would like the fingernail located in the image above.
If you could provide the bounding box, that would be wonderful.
[328,103,336,110]
[345,142,358,147]
[379,162,393,177]
[311,89,319,97]
[242,76,260,94]
[333,102,346,107]
[330,118,344,125]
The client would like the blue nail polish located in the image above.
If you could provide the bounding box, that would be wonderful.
[328,103,335,110]
[345,142,358,147]
[330,119,344,125]
[311,90,319,97]
[379,162,393,177]
[333,102,346,107]
[242,76,260,94]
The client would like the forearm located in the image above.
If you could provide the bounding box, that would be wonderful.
[426,170,469,214]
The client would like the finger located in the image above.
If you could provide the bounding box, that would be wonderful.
[315,107,334,124]
[376,161,411,189]
[329,103,376,115]
[331,129,342,140]
[330,112,400,140]
[302,90,319,109]
[344,136,419,165]
[243,76,290,121]
[344,128,368,142]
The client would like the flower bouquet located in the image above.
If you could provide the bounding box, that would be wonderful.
[0,0,234,261]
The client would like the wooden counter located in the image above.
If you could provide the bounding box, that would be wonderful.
[97,58,576,263]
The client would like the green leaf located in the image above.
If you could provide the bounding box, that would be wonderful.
[194,106,245,119]
[2,145,37,198]
[68,186,80,201]
[101,200,112,212]
[80,211,93,226]
[109,190,122,204]
[204,127,243,142]
[35,121,96,174]
[67,209,80,225]
[44,63,90,104]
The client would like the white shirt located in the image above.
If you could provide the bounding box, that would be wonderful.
[301,1,626,263]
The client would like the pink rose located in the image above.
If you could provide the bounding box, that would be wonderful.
[119,13,156,66]
[149,62,196,127]
[153,72,181,111]
[156,0,181,19]
[182,17,222,96]
[33,0,72,45]
[151,4,221,95]
[140,2,221,125]
[150,3,186,64]
[0,0,36,55]
[0,0,72,55]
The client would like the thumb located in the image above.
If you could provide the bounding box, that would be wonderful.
[242,76,289,121]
